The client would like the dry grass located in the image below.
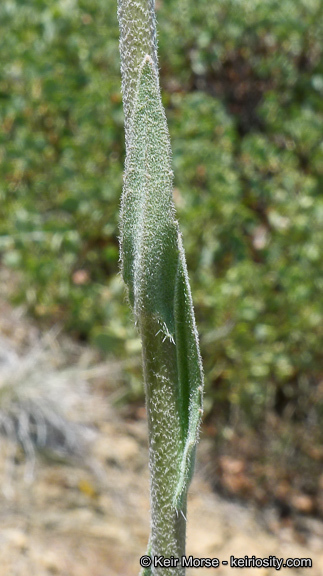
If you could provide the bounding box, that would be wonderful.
[0,324,104,491]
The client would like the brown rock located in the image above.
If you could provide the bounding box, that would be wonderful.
[291,493,314,514]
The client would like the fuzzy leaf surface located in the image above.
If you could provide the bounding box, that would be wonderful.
[120,56,203,508]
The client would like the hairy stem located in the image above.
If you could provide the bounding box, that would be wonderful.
[117,0,158,149]
[141,317,186,575]
[117,3,203,575]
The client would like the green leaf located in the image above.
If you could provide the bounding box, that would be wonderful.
[120,55,203,509]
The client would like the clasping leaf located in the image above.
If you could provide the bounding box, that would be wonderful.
[120,55,203,510]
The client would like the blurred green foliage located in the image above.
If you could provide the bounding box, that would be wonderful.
[1,0,322,462]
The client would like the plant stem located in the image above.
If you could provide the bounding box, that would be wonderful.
[117,3,203,574]
[117,0,158,149]
[141,316,186,575]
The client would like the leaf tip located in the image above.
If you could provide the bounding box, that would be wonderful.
[143,54,153,64]
[140,53,157,77]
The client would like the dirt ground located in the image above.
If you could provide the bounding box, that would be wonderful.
[0,277,322,576]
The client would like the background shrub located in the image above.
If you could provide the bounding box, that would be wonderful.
[1,0,322,512]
